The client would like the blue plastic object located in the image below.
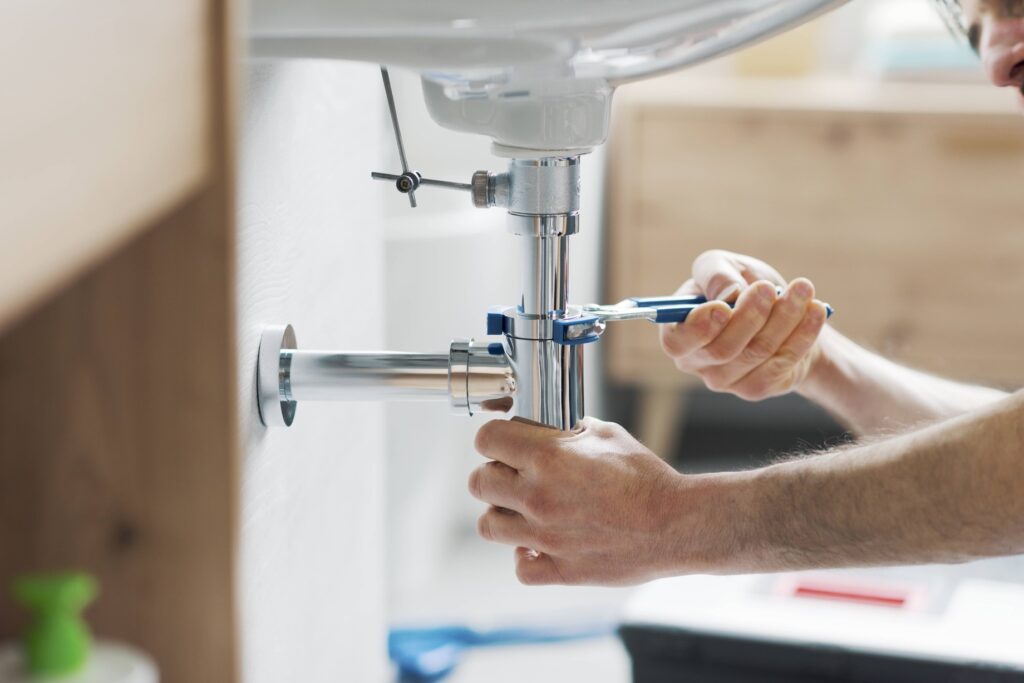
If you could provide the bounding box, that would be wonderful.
[651,305,699,323]
[486,308,507,336]
[630,294,834,324]
[389,621,616,682]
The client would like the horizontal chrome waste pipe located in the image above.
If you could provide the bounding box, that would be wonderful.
[284,351,452,401]
[257,326,515,427]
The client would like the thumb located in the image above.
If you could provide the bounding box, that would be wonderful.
[515,547,565,585]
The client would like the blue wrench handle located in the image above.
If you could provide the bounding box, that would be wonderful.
[629,295,834,324]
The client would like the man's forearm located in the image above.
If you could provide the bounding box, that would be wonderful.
[798,327,1008,435]
[682,391,1024,574]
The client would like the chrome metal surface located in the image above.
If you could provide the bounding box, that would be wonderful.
[506,213,579,238]
[380,66,417,207]
[496,307,554,340]
[257,325,298,427]
[583,302,660,322]
[497,155,587,429]
[508,158,580,216]
[472,170,511,209]
[504,336,585,430]
[563,319,607,342]
[260,151,589,431]
[562,343,586,429]
[519,232,571,318]
[287,350,452,401]
[258,330,516,427]
[449,341,517,415]
[371,171,473,193]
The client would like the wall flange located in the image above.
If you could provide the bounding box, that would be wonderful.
[257,324,297,427]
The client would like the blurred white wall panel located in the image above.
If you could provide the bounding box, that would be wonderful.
[237,61,389,683]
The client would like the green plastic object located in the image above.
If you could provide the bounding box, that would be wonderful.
[12,572,98,677]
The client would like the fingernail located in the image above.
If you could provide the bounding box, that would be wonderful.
[711,308,730,325]
[716,284,741,302]
[791,280,812,302]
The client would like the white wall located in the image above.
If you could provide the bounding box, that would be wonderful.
[237,61,389,682]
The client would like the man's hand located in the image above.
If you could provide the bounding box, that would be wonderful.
[469,417,704,586]
[470,398,1024,584]
[659,249,829,401]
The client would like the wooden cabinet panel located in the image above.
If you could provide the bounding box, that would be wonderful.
[607,78,1024,389]
[0,1,210,331]
[0,193,238,683]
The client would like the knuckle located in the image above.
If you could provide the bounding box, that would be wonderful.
[467,468,484,499]
[775,345,804,366]
[739,336,776,364]
[533,441,556,463]
[770,356,794,378]
[473,424,494,454]
[700,369,730,393]
[476,513,494,541]
[736,360,790,400]
[530,453,553,478]
[674,357,695,373]
[733,386,757,401]
[807,304,828,328]
[778,299,805,321]
[702,342,737,364]
[605,420,630,438]
[524,489,553,519]
[705,273,736,299]
[734,379,768,401]
[749,285,776,312]
[756,355,786,378]
[659,328,683,357]
[770,358,794,385]
[535,529,560,554]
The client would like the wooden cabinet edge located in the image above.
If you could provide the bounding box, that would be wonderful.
[0,175,209,336]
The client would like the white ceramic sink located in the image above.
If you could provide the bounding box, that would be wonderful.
[250,0,848,154]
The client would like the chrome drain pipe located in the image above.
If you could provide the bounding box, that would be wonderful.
[257,326,515,427]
